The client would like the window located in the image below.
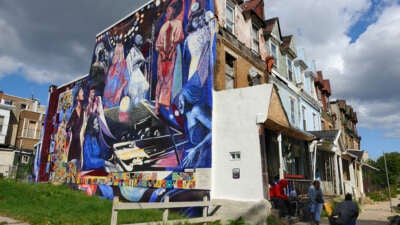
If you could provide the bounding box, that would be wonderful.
[25,120,37,138]
[317,89,322,101]
[313,113,317,130]
[290,98,295,123]
[0,115,4,132]
[287,58,293,81]
[21,155,29,164]
[248,68,261,86]
[302,106,306,130]
[225,52,236,89]
[20,104,27,110]
[251,26,259,54]
[271,43,278,68]
[230,151,241,160]
[225,2,235,33]
[4,100,12,105]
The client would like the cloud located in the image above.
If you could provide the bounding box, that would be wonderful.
[0,0,149,84]
[266,1,400,137]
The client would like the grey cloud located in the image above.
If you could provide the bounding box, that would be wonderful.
[0,0,148,83]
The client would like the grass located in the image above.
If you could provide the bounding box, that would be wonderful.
[0,179,183,225]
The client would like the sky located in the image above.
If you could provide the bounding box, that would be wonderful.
[0,0,399,160]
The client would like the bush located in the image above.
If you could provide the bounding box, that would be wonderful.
[367,185,398,201]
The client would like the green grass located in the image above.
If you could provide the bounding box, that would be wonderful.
[0,179,184,225]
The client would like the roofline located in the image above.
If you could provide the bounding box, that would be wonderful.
[55,74,89,90]
[96,0,153,37]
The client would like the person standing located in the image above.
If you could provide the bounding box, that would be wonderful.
[313,180,324,225]
[308,180,316,223]
[331,193,359,225]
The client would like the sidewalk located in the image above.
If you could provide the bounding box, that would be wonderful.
[294,195,400,225]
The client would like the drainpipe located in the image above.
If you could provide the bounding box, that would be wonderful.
[277,133,283,180]
[258,123,269,199]
[313,142,317,180]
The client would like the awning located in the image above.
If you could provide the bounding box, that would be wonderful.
[265,119,315,141]
[361,162,379,171]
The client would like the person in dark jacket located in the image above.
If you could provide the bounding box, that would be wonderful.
[331,193,359,225]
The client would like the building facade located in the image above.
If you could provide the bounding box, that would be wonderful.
[36,1,369,217]
[0,92,46,178]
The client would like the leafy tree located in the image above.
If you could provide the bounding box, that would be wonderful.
[368,152,400,187]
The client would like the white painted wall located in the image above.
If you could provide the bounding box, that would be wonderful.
[0,108,11,144]
[212,84,272,201]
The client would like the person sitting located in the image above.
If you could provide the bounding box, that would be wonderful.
[331,193,359,225]
[270,178,291,218]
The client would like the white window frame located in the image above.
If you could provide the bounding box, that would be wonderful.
[290,97,295,123]
[225,1,235,34]
[25,119,37,139]
[287,56,293,81]
[230,151,241,161]
[21,155,29,164]
[302,106,306,130]
[313,113,317,130]
[0,115,4,133]
[251,25,259,54]
[270,41,278,68]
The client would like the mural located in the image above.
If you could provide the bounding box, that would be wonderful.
[41,0,215,203]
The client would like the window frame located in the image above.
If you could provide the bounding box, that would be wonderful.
[225,52,236,89]
[270,42,278,68]
[0,115,4,133]
[290,97,295,124]
[251,25,260,54]
[225,1,235,34]
[230,151,241,161]
[287,56,293,81]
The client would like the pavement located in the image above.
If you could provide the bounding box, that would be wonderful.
[294,195,400,225]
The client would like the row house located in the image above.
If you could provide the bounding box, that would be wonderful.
[214,0,321,198]
[0,91,46,178]
[330,99,366,199]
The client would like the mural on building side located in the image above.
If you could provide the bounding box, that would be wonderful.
[41,0,216,203]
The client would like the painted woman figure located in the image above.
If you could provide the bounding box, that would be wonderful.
[103,42,129,108]
[66,87,85,163]
[82,86,117,171]
[178,83,211,168]
[184,2,211,85]
[126,34,150,106]
[154,0,184,114]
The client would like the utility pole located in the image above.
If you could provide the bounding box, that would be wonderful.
[383,151,393,212]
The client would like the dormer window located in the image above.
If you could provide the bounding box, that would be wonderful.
[251,25,259,54]
[225,1,235,34]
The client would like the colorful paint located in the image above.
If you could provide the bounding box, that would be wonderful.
[39,0,215,203]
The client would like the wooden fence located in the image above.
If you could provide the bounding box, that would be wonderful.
[111,196,221,225]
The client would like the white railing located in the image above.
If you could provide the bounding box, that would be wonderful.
[111,196,221,225]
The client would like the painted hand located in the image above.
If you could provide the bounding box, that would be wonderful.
[183,147,198,167]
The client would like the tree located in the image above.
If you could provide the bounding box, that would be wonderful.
[372,152,400,187]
